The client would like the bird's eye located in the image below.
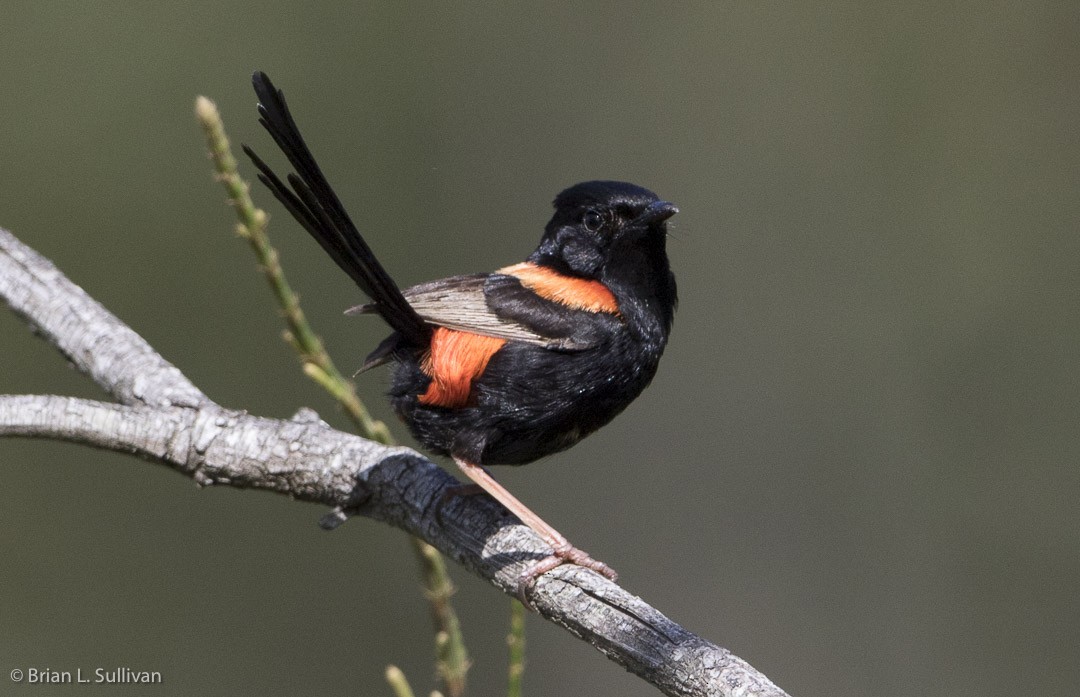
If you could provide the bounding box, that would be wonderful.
[582,209,604,232]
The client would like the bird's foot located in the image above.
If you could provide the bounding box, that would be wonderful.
[515,543,618,607]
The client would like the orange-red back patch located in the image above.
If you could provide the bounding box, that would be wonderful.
[498,262,620,314]
[418,328,507,408]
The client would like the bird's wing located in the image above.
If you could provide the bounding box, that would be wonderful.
[347,272,616,351]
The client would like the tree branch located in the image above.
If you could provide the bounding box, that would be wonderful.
[0,228,207,409]
[0,227,790,697]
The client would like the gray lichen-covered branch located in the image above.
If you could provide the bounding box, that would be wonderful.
[0,227,789,697]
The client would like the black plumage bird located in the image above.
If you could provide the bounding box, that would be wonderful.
[243,71,677,593]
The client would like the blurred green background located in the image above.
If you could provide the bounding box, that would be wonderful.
[2,2,1078,696]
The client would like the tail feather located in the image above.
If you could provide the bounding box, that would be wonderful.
[243,71,430,347]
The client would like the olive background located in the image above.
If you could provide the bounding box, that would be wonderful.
[2,3,1078,696]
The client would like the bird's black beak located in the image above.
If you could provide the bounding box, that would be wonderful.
[637,200,679,225]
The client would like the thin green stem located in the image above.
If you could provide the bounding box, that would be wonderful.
[385,666,416,697]
[417,538,470,696]
[195,96,385,441]
[507,599,526,697]
[196,95,468,696]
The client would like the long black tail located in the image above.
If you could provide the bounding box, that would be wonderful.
[242,71,430,347]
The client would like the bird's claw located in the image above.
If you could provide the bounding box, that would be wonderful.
[514,544,618,608]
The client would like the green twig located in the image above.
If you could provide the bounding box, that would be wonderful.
[385,665,416,697]
[196,95,469,696]
[417,538,470,696]
[195,96,388,442]
[507,600,526,697]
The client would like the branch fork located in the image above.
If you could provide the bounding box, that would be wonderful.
[0,219,787,697]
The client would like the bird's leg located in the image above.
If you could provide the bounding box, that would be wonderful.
[451,457,617,599]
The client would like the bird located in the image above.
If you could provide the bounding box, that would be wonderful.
[242,71,677,595]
